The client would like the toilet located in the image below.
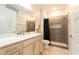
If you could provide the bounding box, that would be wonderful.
[43,40,49,49]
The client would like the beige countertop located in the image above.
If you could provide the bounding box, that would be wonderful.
[0,32,42,48]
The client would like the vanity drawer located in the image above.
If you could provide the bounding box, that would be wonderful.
[0,42,22,55]
[23,38,35,47]
[23,35,42,47]
[6,49,21,55]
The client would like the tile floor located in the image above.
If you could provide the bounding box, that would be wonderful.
[42,42,69,55]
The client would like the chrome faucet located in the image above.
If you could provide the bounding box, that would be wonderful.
[21,31,25,35]
[17,32,22,35]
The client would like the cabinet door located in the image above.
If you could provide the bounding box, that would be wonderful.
[0,49,5,55]
[39,38,43,53]
[23,43,33,55]
[34,40,40,55]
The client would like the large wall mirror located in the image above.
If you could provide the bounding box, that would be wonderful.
[0,5,16,34]
[16,4,35,33]
[0,4,35,35]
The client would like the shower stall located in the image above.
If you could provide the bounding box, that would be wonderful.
[49,15,68,46]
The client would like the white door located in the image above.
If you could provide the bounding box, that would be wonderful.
[69,5,79,54]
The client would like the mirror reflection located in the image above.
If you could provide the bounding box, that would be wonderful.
[0,4,35,35]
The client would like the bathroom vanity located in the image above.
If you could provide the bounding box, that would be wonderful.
[0,32,43,55]
[0,5,43,55]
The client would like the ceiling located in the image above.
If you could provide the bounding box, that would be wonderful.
[32,4,69,17]
[32,4,68,11]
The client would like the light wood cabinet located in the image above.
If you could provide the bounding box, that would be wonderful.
[23,35,43,55]
[22,35,43,55]
[34,40,40,55]
[22,37,35,55]
[39,37,43,54]
[23,43,33,55]
[0,35,43,55]
[0,42,22,55]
